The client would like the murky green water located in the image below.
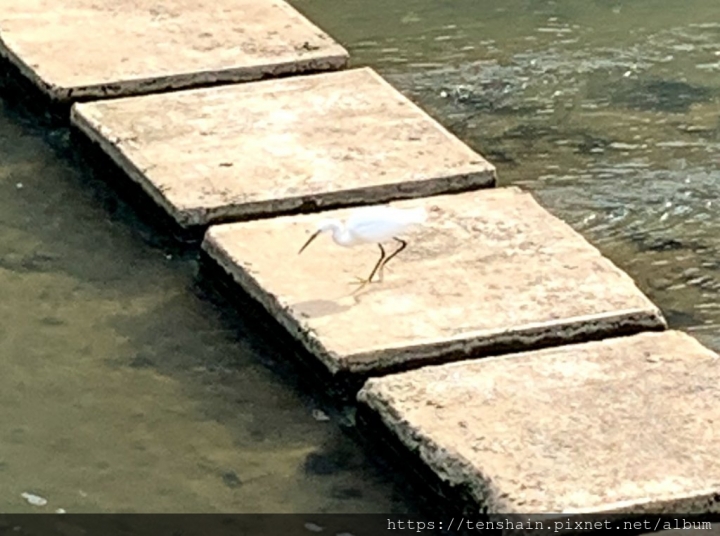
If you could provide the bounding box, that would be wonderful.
[2,0,720,514]
[0,101,417,513]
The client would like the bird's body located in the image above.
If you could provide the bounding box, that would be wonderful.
[320,206,426,247]
[298,205,427,290]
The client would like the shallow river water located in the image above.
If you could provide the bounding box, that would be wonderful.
[2,0,719,514]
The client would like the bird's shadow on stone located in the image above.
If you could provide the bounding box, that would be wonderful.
[291,299,355,319]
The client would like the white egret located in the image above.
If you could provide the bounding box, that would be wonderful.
[298,205,427,290]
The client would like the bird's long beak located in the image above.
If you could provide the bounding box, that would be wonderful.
[298,230,321,255]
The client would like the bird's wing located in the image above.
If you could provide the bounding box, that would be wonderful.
[345,206,424,242]
[347,206,426,227]
[342,207,389,242]
[345,206,394,225]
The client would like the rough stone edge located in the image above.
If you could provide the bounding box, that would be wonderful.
[367,68,494,167]
[181,166,496,228]
[0,36,61,101]
[59,55,349,103]
[69,104,184,225]
[356,331,720,521]
[201,228,347,374]
[342,307,667,373]
[0,0,349,104]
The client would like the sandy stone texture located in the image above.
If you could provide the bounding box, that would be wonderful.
[0,0,348,101]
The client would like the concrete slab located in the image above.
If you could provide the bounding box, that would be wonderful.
[201,187,666,376]
[0,0,348,103]
[71,67,496,228]
[357,330,720,515]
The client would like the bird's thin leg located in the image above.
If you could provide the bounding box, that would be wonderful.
[350,244,385,289]
[367,243,386,283]
[378,238,407,279]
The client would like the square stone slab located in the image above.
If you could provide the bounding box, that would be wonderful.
[0,0,348,102]
[71,67,496,228]
[201,187,666,376]
[357,330,720,515]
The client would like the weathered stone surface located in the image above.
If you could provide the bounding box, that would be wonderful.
[0,0,348,102]
[71,67,496,228]
[202,187,666,375]
[357,330,720,515]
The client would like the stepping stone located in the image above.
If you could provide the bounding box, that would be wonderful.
[71,67,495,229]
[357,330,720,514]
[0,0,348,103]
[202,187,666,376]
